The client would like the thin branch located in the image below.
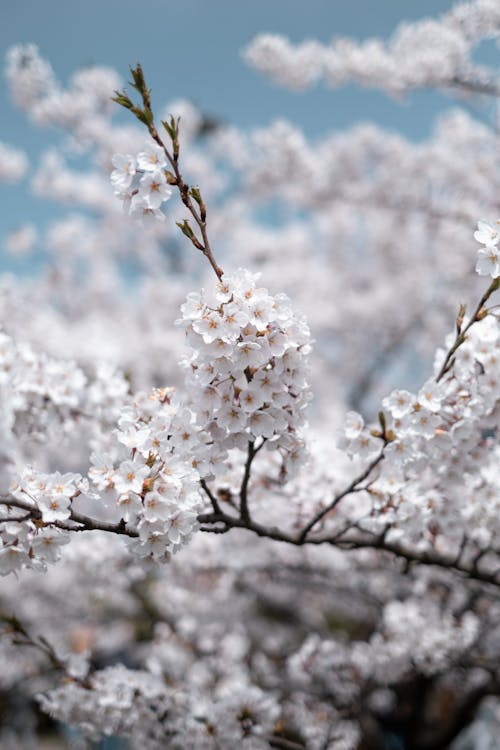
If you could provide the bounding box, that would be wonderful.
[448,75,500,99]
[200,478,222,515]
[148,122,223,281]
[113,66,223,280]
[58,510,139,538]
[197,507,500,588]
[239,440,265,523]
[436,277,500,382]
[0,613,91,688]
[0,494,138,538]
[297,449,385,542]
[0,513,31,524]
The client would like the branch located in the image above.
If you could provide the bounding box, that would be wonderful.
[297,448,385,542]
[239,439,265,523]
[200,478,222,516]
[436,277,500,382]
[448,74,500,99]
[58,510,139,538]
[0,494,138,538]
[197,507,500,588]
[0,613,91,688]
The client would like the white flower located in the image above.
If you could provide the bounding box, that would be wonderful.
[382,390,415,419]
[474,220,500,248]
[136,142,167,171]
[343,411,364,440]
[0,545,28,575]
[31,529,70,563]
[417,382,445,412]
[476,246,500,278]
[193,311,225,343]
[110,154,136,190]
[129,195,166,224]
[138,170,172,209]
[114,460,149,496]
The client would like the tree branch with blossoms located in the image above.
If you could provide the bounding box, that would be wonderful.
[112,64,224,280]
[2,59,500,602]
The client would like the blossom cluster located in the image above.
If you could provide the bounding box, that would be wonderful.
[0,330,128,474]
[39,664,281,749]
[244,1,500,94]
[0,470,80,575]
[335,222,500,555]
[111,142,173,222]
[0,333,128,576]
[89,387,203,561]
[5,43,122,133]
[289,597,479,700]
[0,330,86,484]
[337,316,499,540]
[178,268,313,479]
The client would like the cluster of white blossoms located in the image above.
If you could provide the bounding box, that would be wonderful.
[289,597,479,699]
[39,664,281,749]
[353,598,480,682]
[0,469,81,575]
[475,219,500,278]
[244,0,500,94]
[89,388,203,561]
[178,268,313,480]
[0,331,86,482]
[336,312,500,544]
[334,222,500,553]
[111,142,173,223]
[0,331,128,474]
[1,390,203,575]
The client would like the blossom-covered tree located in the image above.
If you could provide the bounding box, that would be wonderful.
[1,2,500,748]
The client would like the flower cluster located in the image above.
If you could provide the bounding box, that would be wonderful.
[335,224,500,553]
[89,388,202,561]
[0,467,80,575]
[353,598,480,682]
[39,663,281,749]
[289,597,479,700]
[111,142,172,222]
[0,330,128,479]
[178,269,313,479]
[244,2,500,95]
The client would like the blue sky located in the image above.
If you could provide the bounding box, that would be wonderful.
[0,0,485,268]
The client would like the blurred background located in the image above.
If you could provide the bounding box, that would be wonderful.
[0,0,485,268]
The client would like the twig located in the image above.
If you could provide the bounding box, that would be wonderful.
[436,277,500,382]
[297,449,385,542]
[239,439,265,522]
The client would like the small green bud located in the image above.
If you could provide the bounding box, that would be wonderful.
[112,91,134,110]
[189,186,202,204]
[129,63,147,95]
[456,303,467,333]
[176,220,195,240]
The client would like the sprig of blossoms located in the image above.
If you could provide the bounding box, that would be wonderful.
[336,240,500,551]
[177,269,313,480]
[111,142,172,223]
